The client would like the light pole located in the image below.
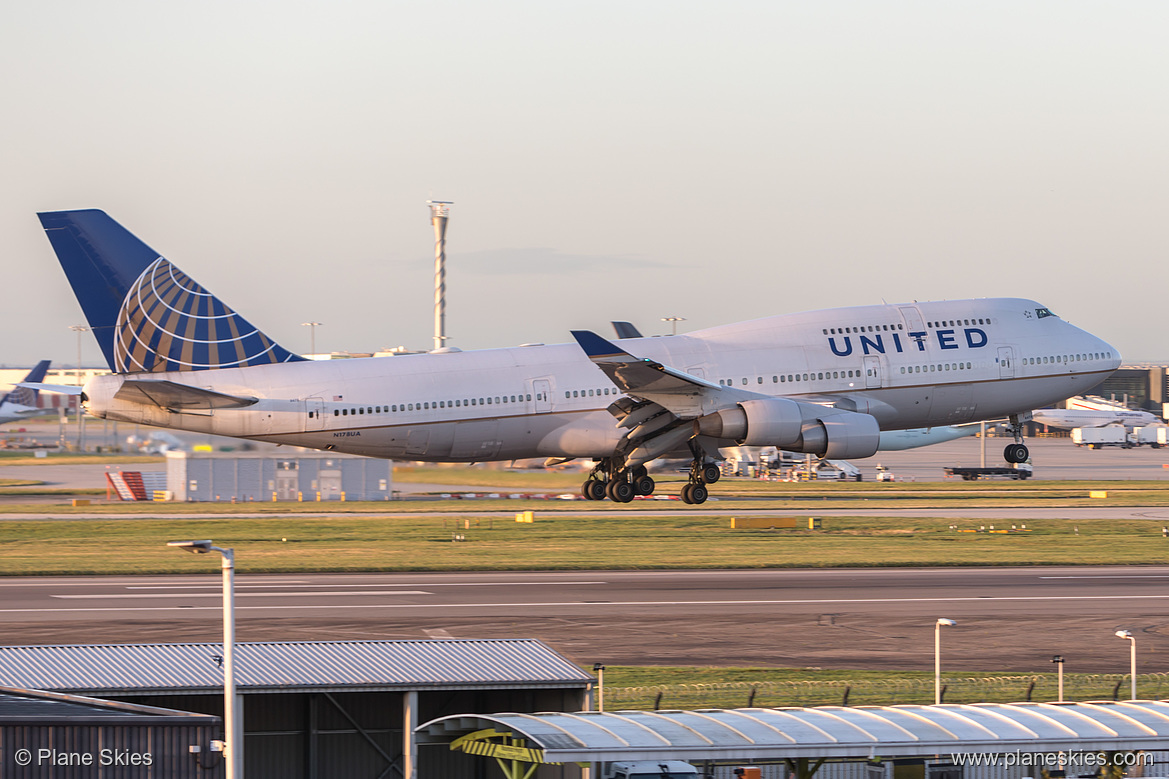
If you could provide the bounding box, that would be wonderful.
[593,663,605,712]
[935,618,956,704]
[1051,655,1065,702]
[1116,630,1137,700]
[660,316,686,336]
[300,322,322,358]
[69,325,88,451]
[169,540,239,778]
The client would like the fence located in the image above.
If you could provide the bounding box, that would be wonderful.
[604,673,1169,710]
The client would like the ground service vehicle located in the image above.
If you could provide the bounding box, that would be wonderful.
[1072,426,1128,449]
[944,464,1032,480]
[604,761,699,779]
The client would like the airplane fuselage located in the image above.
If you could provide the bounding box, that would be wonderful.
[81,297,1119,462]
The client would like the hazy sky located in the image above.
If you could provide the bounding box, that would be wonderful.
[2,1,1166,369]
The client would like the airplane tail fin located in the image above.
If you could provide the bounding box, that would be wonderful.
[1,360,51,407]
[38,210,305,374]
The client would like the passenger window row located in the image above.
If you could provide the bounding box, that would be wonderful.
[926,318,989,328]
[565,387,618,399]
[719,370,864,387]
[1024,352,1111,366]
[824,323,903,335]
[900,362,974,374]
[316,392,539,418]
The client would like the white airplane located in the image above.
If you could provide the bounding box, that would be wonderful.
[0,360,51,424]
[1032,406,1159,430]
[38,209,1121,504]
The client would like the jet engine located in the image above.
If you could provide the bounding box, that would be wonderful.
[696,398,880,460]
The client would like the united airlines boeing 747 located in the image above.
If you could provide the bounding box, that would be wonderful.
[39,210,1119,503]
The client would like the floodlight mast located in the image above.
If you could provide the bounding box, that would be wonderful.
[168,540,238,778]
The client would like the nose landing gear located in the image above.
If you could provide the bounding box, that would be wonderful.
[1002,413,1030,464]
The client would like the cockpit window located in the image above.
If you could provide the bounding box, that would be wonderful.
[1036,307,1056,319]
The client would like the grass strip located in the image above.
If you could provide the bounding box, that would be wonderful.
[3,514,1169,575]
[599,666,1169,708]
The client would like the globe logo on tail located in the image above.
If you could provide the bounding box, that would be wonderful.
[114,257,295,373]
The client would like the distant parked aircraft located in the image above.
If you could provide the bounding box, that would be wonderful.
[0,360,51,423]
[1032,404,1158,430]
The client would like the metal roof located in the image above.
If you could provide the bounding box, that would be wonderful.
[0,639,592,696]
[418,702,1169,762]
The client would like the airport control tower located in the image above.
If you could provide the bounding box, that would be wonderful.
[428,200,453,352]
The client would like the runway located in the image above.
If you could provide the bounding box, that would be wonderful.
[6,566,1169,673]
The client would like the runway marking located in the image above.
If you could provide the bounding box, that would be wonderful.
[52,591,431,600]
[1042,570,1169,575]
[0,579,306,587]
[123,581,608,590]
[18,593,1169,613]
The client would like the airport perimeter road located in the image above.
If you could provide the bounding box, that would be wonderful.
[5,566,1169,673]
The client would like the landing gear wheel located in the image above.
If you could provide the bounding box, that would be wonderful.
[607,479,635,503]
[632,464,648,480]
[582,480,607,501]
[680,484,695,504]
[688,483,708,504]
[633,476,655,496]
[1004,443,1029,464]
[700,464,721,484]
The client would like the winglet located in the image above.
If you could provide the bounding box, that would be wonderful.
[570,330,636,361]
[611,321,644,339]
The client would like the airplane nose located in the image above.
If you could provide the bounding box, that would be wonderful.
[1098,337,1122,369]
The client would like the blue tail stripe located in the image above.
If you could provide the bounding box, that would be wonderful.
[39,210,305,374]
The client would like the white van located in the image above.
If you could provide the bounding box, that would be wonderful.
[604,761,700,779]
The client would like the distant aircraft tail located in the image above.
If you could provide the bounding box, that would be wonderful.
[1,360,51,407]
[38,210,305,374]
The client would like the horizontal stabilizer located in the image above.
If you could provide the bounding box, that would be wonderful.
[18,383,84,396]
[115,380,258,411]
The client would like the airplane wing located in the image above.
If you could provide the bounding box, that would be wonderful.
[573,330,722,392]
[18,383,84,395]
[571,330,745,420]
[115,380,258,411]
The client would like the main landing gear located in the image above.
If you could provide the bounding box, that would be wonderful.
[581,462,654,503]
[1002,413,1030,464]
[580,450,722,505]
[680,443,720,505]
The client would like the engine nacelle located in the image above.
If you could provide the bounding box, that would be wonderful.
[813,412,881,459]
[697,399,880,459]
[695,398,803,447]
